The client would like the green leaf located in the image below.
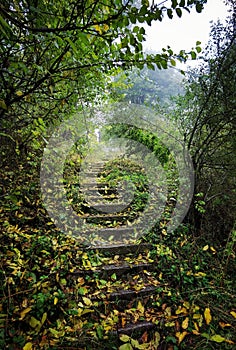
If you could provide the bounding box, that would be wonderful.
[147,62,155,70]
[111,273,117,281]
[210,334,226,343]
[167,9,173,19]
[140,27,145,35]
[161,60,168,69]
[96,325,104,339]
[196,46,201,53]
[139,5,148,16]
[65,37,77,54]
[120,334,130,342]
[191,51,197,60]
[196,3,203,13]
[0,14,14,39]
[171,0,178,9]
[176,8,182,17]
[133,26,139,33]
[119,344,132,350]
[29,316,41,328]
[0,99,7,110]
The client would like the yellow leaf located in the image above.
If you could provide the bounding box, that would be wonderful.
[182,317,189,330]
[176,331,188,344]
[49,328,65,338]
[203,245,209,251]
[54,297,58,305]
[120,334,130,342]
[103,24,109,31]
[29,316,41,328]
[183,301,190,309]
[41,312,47,325]
[154,332,161,347]
[219,321,232,328]
[210,246,216,253]
[204,307,212,325]
[230,311,236,318]
[23,342,33,350]
[94,24,102,34]
[137,301,144,314]
[193,321,199,332]
[20,307,32,320]
[192,329,200,335]
[81,308,94,315]
[82,296,92,306]
[16,90,23,96]
[176,306,187,315]
[194,272,206,277]
[210,334,226,343]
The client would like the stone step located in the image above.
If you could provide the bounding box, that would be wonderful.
[69,262,153,278]
[88,243,152,255]
[80,214,131,224]
[80,171,99,179]
[88,203,128,213]
[113,321,156,336]
[99,285,157,301]
[80,187,121,195]
[79,182,107,187]
[85,226,140,241]
[83,194,120,201]
[80,213,130,219]
[83,167,105,172]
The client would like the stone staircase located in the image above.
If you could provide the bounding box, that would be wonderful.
[62,161,164,348]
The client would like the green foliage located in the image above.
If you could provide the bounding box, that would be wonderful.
[171,12,236,241]
[104,124,170,165]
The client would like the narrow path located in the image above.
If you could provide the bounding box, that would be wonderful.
[63,161,164,348]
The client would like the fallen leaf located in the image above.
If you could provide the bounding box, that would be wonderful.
[154,332,161,347]
[140,331,148,342]
[165,306,172,317]
[176,306,187,315]
[82,296,92,306]
[120,334,130,342]
[29,316,41,329]
[230,311,236,319]
[182,317,189,330]
[23,343,33,350]
[210,334,226,343]
[219,321,232,328]
[41,312,47,325]
[204,307,212,325]
[137,301,144,314]
[20,307,32,320]
[176,331,188,344]
[16,90,23,96]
